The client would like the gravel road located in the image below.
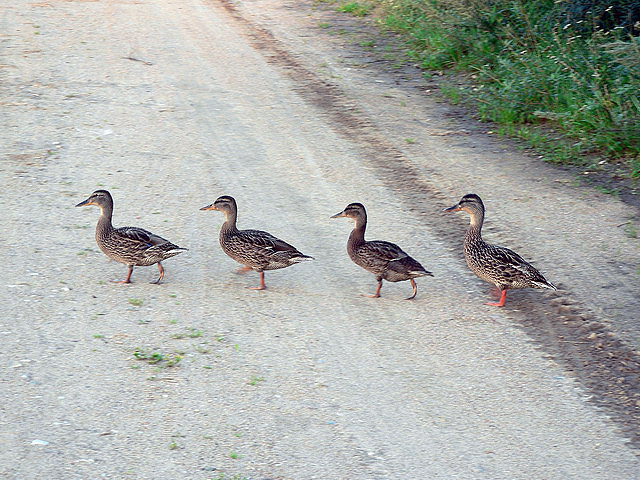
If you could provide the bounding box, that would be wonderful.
[1,1,639,479]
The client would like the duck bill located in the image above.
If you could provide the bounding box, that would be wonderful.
[443,204,461,213]
[75,198,93,207]
[199,204,218,211]
[330,211,346,219]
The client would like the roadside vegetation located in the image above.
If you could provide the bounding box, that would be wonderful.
[332,0,640,179]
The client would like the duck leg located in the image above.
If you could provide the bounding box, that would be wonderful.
[112,265,134,284]
[235,265,253,275]
[151,262,165,284]
[366,278,383,298]
[248,271,267,290]
[405,278,418,300]
[486,289,507,307]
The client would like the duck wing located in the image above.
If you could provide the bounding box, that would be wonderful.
[360,240,408,262]
[115,226,169,247]
[487,244,553,287]
[240,229,301,253]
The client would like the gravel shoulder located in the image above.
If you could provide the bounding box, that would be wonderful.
[1,1,639,479]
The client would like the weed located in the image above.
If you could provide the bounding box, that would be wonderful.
[623,222,638,238]
[360,39,375,48]
[203,365,213,369]
[93,334,104,339]
[169,293,177,298]
[133,348,182,367]
[319,22,332,29]
[229,451,241,460]
[171,328,204,340]
[595,185,621,197]
[338,1,372,17]
[168,441,179,450]
[248,376,265,386]
[404,138,416,144]
[439,84,463,104]
[195,345,210,354]
[128,298,143,307]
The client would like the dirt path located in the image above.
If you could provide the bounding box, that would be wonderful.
[1,1,638,479]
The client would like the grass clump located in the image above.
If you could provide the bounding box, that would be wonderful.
[133,348,182,367]
[369,0,640,176]
[338,1,373,16]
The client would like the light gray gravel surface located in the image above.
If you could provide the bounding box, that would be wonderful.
[1,1,639,479]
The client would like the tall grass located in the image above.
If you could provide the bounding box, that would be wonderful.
[371,0,640,177]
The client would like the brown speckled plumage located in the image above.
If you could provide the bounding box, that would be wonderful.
[76,190,186,283]
[445,194,556,306]
[200,196,312,289]
[332,203,432,299]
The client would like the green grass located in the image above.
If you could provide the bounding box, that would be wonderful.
[623,222,639,238]
[365,0,640,177]
[247,376,265,386]
[133,348,182,367]
[338,1,372,16]
[128,298,143,307]
[171,328,204,339]
[229,451,241,460]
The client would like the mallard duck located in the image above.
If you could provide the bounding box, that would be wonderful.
[76,190,187,284]
[331,203,432,299]
[200,195,313,290]
[444,193,556,306]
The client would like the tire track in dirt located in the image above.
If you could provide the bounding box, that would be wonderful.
[214,0,640,448]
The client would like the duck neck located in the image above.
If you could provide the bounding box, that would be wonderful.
[96,202,114,237]
[220,208,239,235]
[465,210,484,244]
[348,215,366,248]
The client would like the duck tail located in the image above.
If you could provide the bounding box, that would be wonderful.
[292,253,314,263]
[533,279,556,290]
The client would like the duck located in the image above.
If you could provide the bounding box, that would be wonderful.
[76,190,187,284]
[200,195,313,290]
[444,193,556,306]
[331,203,432,299]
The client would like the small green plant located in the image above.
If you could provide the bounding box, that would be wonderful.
[404,138,416,144]
[595,185,621,197]
[171,328,203,340]
[248,376,265,386]
[360,39,375,48]
[318,22,332,29]
[439,84,462,104]
[168,441,179,450]
[338,1,372,16]
[623,222,638,238]
[229,451,241,460]
[93,334,104,339]
[134,348,182,367]
[128,298,143,307]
